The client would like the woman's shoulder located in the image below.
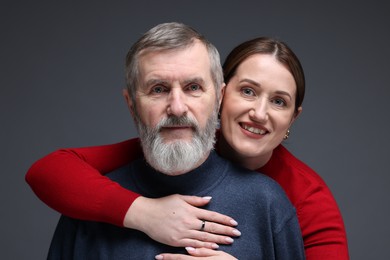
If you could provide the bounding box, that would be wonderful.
[260,145,332,206]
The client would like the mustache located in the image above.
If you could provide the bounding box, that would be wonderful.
[156,116,200,132]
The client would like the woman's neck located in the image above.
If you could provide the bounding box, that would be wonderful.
[217,135,272,171]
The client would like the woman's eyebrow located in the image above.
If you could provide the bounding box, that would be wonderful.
[239,78,260,87]
[275,90,292,100]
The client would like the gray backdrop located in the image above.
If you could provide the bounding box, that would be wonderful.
[2,1,389,259]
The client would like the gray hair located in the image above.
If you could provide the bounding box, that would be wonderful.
[125,22,223,106]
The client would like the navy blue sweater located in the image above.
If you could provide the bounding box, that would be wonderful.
[48,151,305,259]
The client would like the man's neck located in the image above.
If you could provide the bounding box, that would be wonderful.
[126,150,227,197]
[168,150,211,176]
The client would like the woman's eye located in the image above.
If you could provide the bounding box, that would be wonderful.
[241,88,255,96]
[272,98,286,106]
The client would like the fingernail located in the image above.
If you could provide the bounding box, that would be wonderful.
[225,237,234,243]
[202,196,212,200]
[230,219,238,226]
[155,255,163,260]
[232,229,241,236]
[212,243,219,249]
[185,247,196,252]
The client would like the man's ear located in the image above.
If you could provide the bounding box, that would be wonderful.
[218,83,226,107]
[122,88,135,118]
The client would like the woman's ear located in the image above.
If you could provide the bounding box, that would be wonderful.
[291,106,303,125]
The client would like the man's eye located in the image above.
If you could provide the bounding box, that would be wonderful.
[152,86,165,93]
[188,84,200,91]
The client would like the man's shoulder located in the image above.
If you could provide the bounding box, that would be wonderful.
[106,163,134,185]
[224,159,278,186]
[223,160,292,206]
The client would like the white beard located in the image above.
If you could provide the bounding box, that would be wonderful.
[135,111,218,175]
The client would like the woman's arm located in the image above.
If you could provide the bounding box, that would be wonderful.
[26,139,239,248]
[26,139,142,226]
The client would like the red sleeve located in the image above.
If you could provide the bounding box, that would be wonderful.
[25,139,143,227]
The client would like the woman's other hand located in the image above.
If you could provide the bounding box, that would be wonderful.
[155,247,238,260]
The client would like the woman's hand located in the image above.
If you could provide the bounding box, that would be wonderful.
[124,195,241,248]
[155,247,238,260]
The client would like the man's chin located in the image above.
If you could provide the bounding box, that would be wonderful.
[161,137,193,144]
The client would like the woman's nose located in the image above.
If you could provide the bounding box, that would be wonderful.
[249,100,269,123]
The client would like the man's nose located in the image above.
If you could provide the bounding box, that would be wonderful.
[167,88,188,116]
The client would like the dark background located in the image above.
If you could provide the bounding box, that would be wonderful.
[2,1,389,259]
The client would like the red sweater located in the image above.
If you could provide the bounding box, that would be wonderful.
[26,139,349,259]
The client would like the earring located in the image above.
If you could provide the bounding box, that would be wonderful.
[283,129,290,140]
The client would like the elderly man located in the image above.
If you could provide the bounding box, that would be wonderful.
[47,22,305,260]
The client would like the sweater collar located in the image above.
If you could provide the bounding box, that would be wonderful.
[130,150,227,197]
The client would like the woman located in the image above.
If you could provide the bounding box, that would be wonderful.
[26,37,348,259]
